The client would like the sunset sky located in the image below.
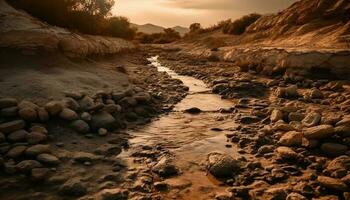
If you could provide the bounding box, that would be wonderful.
[112,0,297,28]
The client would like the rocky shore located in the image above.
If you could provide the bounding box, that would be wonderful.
[0,50,188,199]
[149,46,350,199]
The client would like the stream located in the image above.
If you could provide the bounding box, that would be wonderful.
[122,56,240,199]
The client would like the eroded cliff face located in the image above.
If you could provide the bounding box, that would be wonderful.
[0,0,135,58]
[243,0,350,49]
[171,0,350,79]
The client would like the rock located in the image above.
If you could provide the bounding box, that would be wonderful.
[321,114,342,125]
[276,85,299,98]
[18,108,37,121]
[37,107,49,122]
[79,96,95,111]
[276,147,298,159]
[154,181,168,191]
[6,146,27,158]
[103,104,121,114]
[31,168,50,181]
[273,122,295,131]
[94,144,121,156]
[152,156,178,177]
[90,111,116,130]
[321,143,348,157]
[0,120,26,134]
[112,92,126,102]
[271,109,283,122]
[60,179,87,197]
[25,144,51,156]
[326,156,350,173]
[18,100,38,110]
[81,112,92,121]
[215,192,234,200]
[7,130,28,142]
[16,160,42,173]
[59,108,78,121]
[303,125,334,140]
[304,88,324,99]
[336,117,350,127]
[37,154,60,165]
[302,113,321,127]
[342,174,350,185]
[96,188,128,200]
[0,132,5,143]
[0,106,18,117]
[70,120,90,134]
[73,151,98,163]
[118,97,137,107]
[0,98,17,108]
[134,92,152,103]
[206,152,240,178]
[30,125,48,134]
[44,101,64,116]
[240,116,260,124]
[257,145,274,155]
[301,138,319,149]
[317,176,349,191]
[62,97,80,111]
[98,128,108,136]
[278,131,303,147]
[286,193,307,200]
[288,112,305,122]
[26,132,47,144]
[185,107,201,114]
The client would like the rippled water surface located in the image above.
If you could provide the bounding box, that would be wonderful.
[123,56,238,199]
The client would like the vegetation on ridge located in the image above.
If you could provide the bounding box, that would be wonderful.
[7,0,137,40]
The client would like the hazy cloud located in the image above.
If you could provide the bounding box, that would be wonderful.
[113,0,298,27]
[164,0,297,12]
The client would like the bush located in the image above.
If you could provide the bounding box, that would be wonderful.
[7,0,136,40]
[136,28,181,44]
[223,14,261,35]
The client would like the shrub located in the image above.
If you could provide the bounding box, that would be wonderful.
[223,13,261,35]
[7,0,136,40]
[136,28,181,44]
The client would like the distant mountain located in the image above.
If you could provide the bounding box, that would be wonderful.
[132,23,189,36]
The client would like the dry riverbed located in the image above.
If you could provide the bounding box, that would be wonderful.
[1,46,350,200]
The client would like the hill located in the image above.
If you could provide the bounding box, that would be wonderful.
[182,0,350,49]
[132,23,189,36]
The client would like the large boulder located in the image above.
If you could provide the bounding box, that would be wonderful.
[90,111,116,130]
[206,152,240,178]
[303,125,334,140]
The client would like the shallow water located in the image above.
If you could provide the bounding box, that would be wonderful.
[123,56,238,199]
